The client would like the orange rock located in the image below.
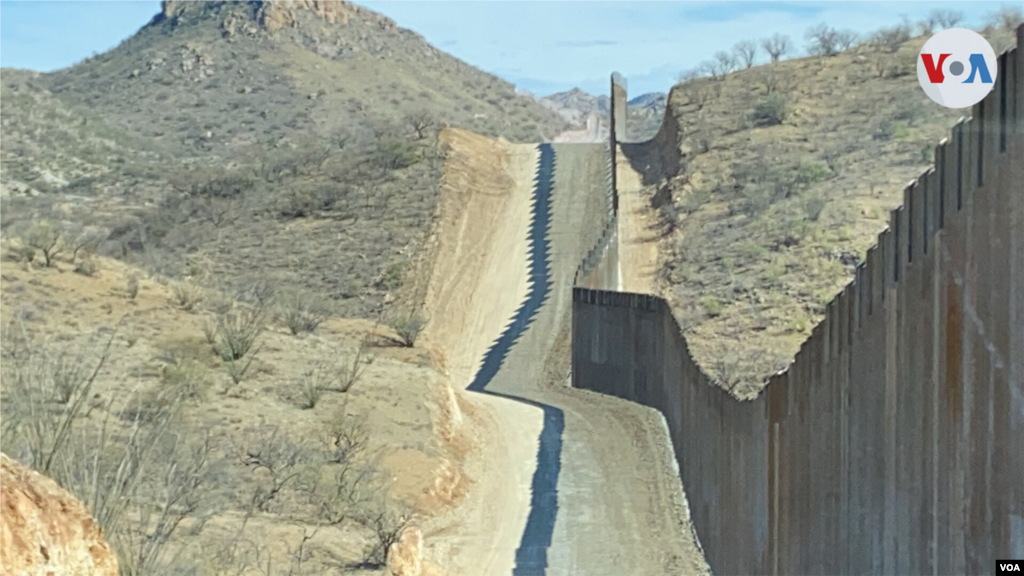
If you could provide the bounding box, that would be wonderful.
[386,523,422,576]
[258,0,353,32]
[0,453,118,576]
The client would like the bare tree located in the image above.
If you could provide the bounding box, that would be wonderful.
[761,33,793,62]
[835,29,859,50]
[23,221,65,267]
[115,435,212,576]
[677,68,702,84]
[758,67,792,95]
[805,23,841,57]
[713,50,738,75]
[986,5,1023,31]
[682,80,721,110]
[733,40,758,69]
[360,499,411,568]
[697,60,719,80]
[931,8,964,29]
[237,426,306,513]
[404,110,437,140]
[868,20,913,53]
[917,13,939,35]
[310,411,373,527]
[66,226,106,262]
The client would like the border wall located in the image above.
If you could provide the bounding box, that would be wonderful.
[573,73,627,290]
[572,29,1023,575]
[620,85,683,184]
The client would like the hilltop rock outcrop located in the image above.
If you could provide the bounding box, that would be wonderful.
[0,453,118,576]
[160,0,398,33]
[258,0,348,31]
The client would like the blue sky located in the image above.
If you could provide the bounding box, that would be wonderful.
[0,1,1014,96]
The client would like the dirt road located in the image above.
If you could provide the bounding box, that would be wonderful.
[422,130,707,575]
[553,113,603,144]
[419,131,544,576]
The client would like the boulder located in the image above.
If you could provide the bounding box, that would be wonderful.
[0,453,118,576]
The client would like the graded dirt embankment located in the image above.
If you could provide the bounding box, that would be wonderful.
[418,128,545,576]
[616,147,661,295]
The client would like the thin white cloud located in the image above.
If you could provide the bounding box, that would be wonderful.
[358,1,1012,95]
[1,1,1013,96]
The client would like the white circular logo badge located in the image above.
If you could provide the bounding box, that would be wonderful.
[918,28,998,109]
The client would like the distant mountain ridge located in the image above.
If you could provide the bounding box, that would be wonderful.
[538,87,667,141]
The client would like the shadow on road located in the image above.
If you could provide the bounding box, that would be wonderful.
[466,143,564,576]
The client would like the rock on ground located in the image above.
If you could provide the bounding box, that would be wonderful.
[0,453,118,576]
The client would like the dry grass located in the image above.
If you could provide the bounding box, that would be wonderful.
[637,25,1018,395]
[0,247,466,574]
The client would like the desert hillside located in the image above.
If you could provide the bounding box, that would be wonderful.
[44,0,568,159]
[633,18,1020,395]
[1,0,570,319]
[0,4,571,572]
[0,244,463,574]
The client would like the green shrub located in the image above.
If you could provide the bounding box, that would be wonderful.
[794,162,831,187]
[702,296,724,317]
[278,288,332,335]
[682,187,712,215]
[370,139,418,171]
[738,242,769,259]
[751,93,789,127]
[737,185,773,217]
[803,195,828,221]
[378,261,407,291]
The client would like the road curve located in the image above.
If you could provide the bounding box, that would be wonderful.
[472,142,708,575]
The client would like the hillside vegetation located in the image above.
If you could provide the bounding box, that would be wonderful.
[0,2,569,572]
[640,12,1020,396]
[45,0,567,159]
[1,0,569,318]
[0,248,462,574]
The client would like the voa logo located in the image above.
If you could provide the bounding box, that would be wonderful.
[999,563,1021,572]
[917,27,998,109]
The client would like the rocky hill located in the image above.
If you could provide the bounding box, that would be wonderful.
[0,69,162,197]
[539,87,611,125]
[1,0,570,317]
[43,0,567,160]
[540,87,666,141]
